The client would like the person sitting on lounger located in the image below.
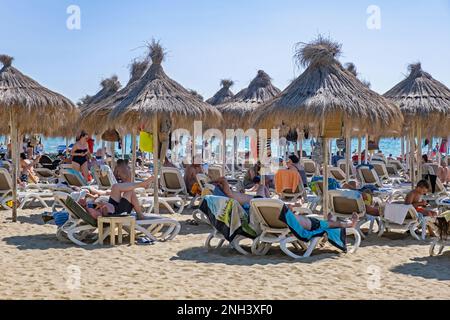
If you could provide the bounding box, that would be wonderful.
[212,176,256,206]
[405,180,437,217]
[79,177,154,220]
[246,176,270,198]
[19,152,41,184]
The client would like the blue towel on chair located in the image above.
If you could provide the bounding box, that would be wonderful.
[278,206,347,253]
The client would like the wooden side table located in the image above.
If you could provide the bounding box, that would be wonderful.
[98,216,136,245]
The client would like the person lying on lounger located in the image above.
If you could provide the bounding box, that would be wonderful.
[405,180,438,217]
[78,177,154,220]
[212,177,257,206]
[294,211,359,230]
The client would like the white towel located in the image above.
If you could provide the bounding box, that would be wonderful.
[384,204,413,225]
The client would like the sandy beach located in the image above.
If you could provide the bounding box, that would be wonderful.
[1,207,448,300]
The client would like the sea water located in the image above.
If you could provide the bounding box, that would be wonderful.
[36,136,439,157]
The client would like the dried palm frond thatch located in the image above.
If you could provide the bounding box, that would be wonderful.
[0,54,77,135]
[108,39,222,132]
[80,57,150,134]
[189,89,204,102]
[217,70,280,129]
[206,79,234,106]
[253,36,402,135]
[384,62,450,135]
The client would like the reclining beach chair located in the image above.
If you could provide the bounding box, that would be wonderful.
[91,165,116,190]
[337,159,355,179]
[250,198,321,258]
[370,161,391,181]
[160,166,188,199]
[34,167,58,184]
[378,202,428,240]
[197,196,254,255]
[250,198,360,258]
[54,192,180,245]
[329,167,347,184]
[0,168,52,209]
[387,159,406,173]
[60,168,91,187]
[328,189,376,238]
[357,166,383,188]
[207,165,223,182]
[301,159,318,177]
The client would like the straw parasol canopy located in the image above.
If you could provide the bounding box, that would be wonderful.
[80,58,150,135]
[206,79,235,106]
[384,62,450,135]
[79,75,122,134]
[253,36,402,135]
[0,55,77,135]
[0,54,77,222]
[108,40,222,132]
[189,89,204,102]
[217,70,280,129]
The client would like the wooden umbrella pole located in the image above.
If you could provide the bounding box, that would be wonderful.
[364,133,369,164]
[110,141,116,170]
[298,129,303,161]
[222,132,226,175]
[345,125,351,182]
[152,116,160,215]
[131,134,136,182]
[417,122,422,179]
[65,137,69,158]
[410,129,415,188]
[121,136,125,159]
[357,135,362,165]
[10,111,17,222]
[401,136,405,163]
[323,137,329,218]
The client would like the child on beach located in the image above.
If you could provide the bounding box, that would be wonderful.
[405,180,437,217]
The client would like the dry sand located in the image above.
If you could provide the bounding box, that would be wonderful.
[0,207,449,300]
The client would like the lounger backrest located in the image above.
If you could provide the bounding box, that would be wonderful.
[0,168,12,191]
[329,190,365,216]
[360,167,377,184]
[338,162,346,173]
[61,169,86,187]
[208,167,222,182]
[372,163,384,177]
[196,173,210,191]
[303,161,316,173]
[251,199,288,229]
[330,167,345,181]
[163,171,182,189]
[64,196,98,227]
[386,165,397,175]
[1,162,11,171]
[36,168,53,178]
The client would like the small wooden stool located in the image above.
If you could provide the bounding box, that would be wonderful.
[98,216,136,245]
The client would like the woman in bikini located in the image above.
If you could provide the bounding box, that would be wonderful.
[71,131,91,181]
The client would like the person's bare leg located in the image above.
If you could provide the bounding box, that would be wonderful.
[109,177,153,202]
[72,162,81,173]
[215,177,233,197]
[327,212,358,228]
[81,162,89,181]
[129,191,145,219]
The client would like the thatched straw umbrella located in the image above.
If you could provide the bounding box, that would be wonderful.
[206,79,235,106]
[384,63,450,182]
[79,58,150,171]
[217,70,280,130]
[77,75,122,163]
[216,71,280,175]
[108,40,222,214]
[253,36,402,216]
[188,89,204,102]
[0,55,77,221]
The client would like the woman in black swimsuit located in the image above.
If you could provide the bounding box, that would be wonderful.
[71,131,91,181]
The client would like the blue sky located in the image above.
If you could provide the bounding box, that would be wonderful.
[1,0,450,103]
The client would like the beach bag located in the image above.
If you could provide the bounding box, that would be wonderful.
[139,131,153,152]
[53,211,69,226]
[101,129,120,142]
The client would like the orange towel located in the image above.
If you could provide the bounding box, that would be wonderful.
[275,169,300,194]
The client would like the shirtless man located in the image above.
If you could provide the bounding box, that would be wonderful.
[405,180,437,217]
[81,176,154,220]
